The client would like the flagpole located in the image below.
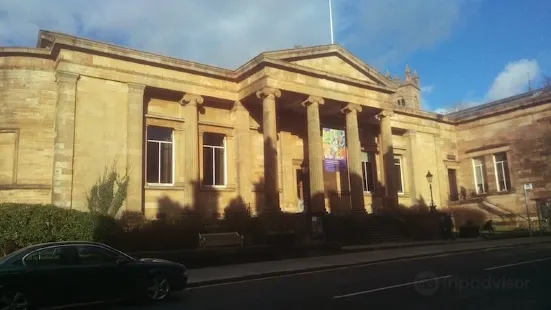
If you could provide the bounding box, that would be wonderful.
[329,0,334,44]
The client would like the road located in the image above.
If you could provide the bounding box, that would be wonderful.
[113,242,551,309]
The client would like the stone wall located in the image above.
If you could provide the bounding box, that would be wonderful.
[456,99,551,216]
[0,56,56,203]
[71,76,130,211]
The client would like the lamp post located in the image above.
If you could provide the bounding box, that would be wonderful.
[426,170,436,212]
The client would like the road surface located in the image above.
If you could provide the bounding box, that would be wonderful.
[112,242,551,309]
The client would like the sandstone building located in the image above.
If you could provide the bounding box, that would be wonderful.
[1,30,550,225]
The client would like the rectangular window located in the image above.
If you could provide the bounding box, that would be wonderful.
[472,156,486,194]
[203,133,226,186]
[494,152,511,192]
[361,152,376,192]
[394,156,404,194]
[146,126,173,185]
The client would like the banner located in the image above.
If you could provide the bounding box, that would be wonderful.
[322,128,347,172]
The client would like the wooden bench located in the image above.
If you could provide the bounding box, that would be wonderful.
[199,232,244,248]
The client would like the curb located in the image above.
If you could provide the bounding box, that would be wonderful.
[186,238,551,288]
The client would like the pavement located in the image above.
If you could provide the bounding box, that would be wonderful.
[112,236,551,309]
[186,236,551,287]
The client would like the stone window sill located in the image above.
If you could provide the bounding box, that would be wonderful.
[200,185,236,192]
[145,185,185,191]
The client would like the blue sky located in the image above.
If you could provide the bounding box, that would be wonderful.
[1,0,549,112]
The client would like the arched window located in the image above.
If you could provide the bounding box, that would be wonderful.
[396,98,406,106]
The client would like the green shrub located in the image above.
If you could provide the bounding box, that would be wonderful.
[86,161,130,217]
[0,203,119,256]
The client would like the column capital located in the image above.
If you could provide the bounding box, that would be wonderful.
[127,83,146,93]
[341,103,362,114]
[256,87,281,100]
[179,93,204,106]
[232,100,246,112]
[55,70,79,84]
[301,95,325,107]
[378,109,394,119]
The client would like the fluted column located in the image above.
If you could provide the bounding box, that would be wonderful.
[232,100,251,206]
[126,83,146,212]
[379,110,398,208]
[342,103,365,212]
[179,93,204,209]
[52,71,79,208]
[302,96,326,213]
[256,87,281,212]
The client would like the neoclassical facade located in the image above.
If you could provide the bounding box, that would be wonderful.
[1,30,550,223]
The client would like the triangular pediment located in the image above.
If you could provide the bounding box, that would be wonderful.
[262,45,395,88]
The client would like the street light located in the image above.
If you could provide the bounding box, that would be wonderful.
[426,170,436,212]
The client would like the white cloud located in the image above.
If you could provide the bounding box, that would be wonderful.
[0,0,473,69]
[486,59,541,101]
[441,59,543,112]
[421,85,434,94]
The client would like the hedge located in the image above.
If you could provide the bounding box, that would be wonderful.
[0,203,120,256]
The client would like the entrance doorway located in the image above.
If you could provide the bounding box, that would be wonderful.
[448,169,458,201]
[296,168,310,213]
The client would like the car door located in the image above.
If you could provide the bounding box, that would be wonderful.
[75,244,130,302]
[22,245,81,308]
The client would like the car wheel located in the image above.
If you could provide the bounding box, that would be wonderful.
[146,273,171,302]
[0,289,31,310]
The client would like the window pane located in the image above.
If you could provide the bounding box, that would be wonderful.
[77,246,118,264]
[160,143,173,184]
[394,164,403,193]
[503,161,511,189]
[214,148,225,185]
[475,165,485,193]
[204,133,224,147]
[496,162,506,191]
[365,162,375,192]
[147,126,172,142]
[25,246,79,267]
[494,152,507,162]
[473,157,484,166]
[146,142,160,183]
[362,162,368,192]
[203,147,214,185]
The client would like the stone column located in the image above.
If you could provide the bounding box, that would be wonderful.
[302,96,326,213]
[51,71,79,208]
[256,87,281,212]
[126,83,146,212]
[379,110,398,208]
[406,130,418,205]
[342,103,365,212]
[179,93,204,210]
[232,100,251,207]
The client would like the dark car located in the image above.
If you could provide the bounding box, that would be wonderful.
[0,241,187,309]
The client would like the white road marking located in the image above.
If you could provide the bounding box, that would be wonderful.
[185,252,463,290]
[485,257,551,271]
[332,275,453,299]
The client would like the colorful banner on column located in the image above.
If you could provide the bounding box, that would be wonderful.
[322,128,347,172]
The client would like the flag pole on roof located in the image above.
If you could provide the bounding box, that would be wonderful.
[329,0,335,44]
